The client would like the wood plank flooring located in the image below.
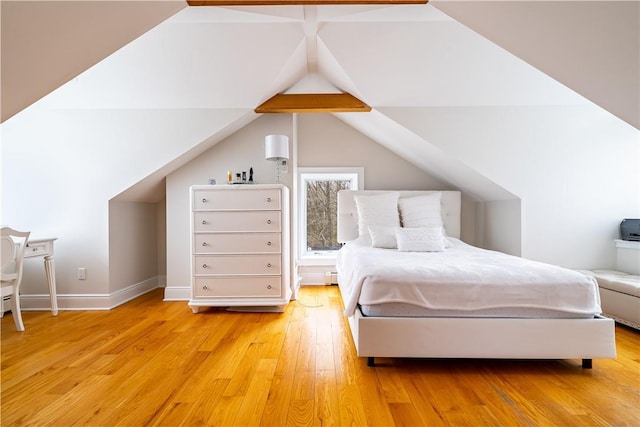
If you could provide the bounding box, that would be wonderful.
[2,286,639,426]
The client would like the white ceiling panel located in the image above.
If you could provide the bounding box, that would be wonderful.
[336,109,516,201]
[40,20,305,109]
[169,5,304,23]
[318,20,589,107]
[317,4,451,22]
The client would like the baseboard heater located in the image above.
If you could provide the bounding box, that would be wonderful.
[324,271,338,285]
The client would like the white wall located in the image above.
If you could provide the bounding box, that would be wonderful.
[478,199,522,256]
[1,106,252,307]
[298,114,481,246]
[109,201,159,293]
[383,105,640,269]
[156,198,167,279]
[8,101,630,308]
[164,114,294,299]
[164,113,469,295]
[297,114,449,190]
[297,113,469,284]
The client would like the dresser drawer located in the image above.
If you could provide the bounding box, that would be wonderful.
[194,188,281,211]
[193,277,281,298]
[194,254,281,275]
[193,233,281,254]
[194,211,281,233]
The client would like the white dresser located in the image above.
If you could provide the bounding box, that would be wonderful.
[189,184,291,313]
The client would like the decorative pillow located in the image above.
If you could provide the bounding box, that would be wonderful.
[354,192,400,238]
[398,193,443,229]
[368,225,398,249]
[396,227,446,252]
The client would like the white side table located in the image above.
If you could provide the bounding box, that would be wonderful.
[24,237,58,315]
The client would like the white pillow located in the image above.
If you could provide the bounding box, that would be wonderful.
[398,193,443,229]
[396,227,446,252]
[354,192,400,238]
[368,225,398,249]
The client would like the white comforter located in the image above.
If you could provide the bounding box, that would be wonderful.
[337,238,601,317]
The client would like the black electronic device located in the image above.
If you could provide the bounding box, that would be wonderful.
[620,218,640,241]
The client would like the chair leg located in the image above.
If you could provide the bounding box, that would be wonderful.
[11,294,25,331]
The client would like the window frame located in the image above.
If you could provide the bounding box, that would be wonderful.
[297,167,363,263]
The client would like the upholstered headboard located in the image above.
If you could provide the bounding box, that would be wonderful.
[337,190,461,243]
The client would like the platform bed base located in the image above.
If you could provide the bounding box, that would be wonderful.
[366,356,593,368]
[347,309,616,368]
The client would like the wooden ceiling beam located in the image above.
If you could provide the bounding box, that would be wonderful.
[188,0,426,5]
[255,93,371,113]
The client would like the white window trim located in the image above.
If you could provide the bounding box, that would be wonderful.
[297,167,363,265]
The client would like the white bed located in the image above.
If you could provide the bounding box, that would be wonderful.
[336,190,616,367]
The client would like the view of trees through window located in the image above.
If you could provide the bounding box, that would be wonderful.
[306,180,352,251]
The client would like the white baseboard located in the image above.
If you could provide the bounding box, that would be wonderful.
[163,286,190,301]
[290,278,301,300]
[299,271,339,285]
[109,276,161,308]
[157,275,167,287]
[299,272,323,285]
[20,276,163,311]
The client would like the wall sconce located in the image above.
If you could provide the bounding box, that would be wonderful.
[265,134,289,183]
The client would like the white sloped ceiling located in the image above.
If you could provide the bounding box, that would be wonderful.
[433,0,640,130]
[0,0,186,122]
[4,2,635,204]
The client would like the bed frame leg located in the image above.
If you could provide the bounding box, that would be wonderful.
[367,357,375,367]
[582,359,592,369]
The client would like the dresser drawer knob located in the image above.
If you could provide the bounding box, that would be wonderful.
[267,219,272,224]
[267,263,272,268]
[202,285,208,290]
[201,220,207,225]
[202,198,207,203]
[267,241,272,246]
[267,197,272,202]
[202,264,208,269]
[202,242,208,246]
[267,285,272,290]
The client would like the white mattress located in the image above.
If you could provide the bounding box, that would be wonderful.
[337,238,602,318]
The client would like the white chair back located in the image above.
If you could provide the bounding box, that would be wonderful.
[1,234,16,271]
[1,227,31,331]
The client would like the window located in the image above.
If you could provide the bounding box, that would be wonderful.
[298,168,363,260]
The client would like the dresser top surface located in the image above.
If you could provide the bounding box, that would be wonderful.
[191,184,287,191]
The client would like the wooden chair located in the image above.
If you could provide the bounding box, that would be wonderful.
[1,227,30,331]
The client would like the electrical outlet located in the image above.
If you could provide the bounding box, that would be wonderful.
[77,268,86,280]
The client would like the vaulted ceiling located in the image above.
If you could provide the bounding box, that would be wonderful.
[1,1,637,203]
[2,1,637,127]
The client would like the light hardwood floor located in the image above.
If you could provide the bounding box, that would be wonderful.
[2,286,639,426]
